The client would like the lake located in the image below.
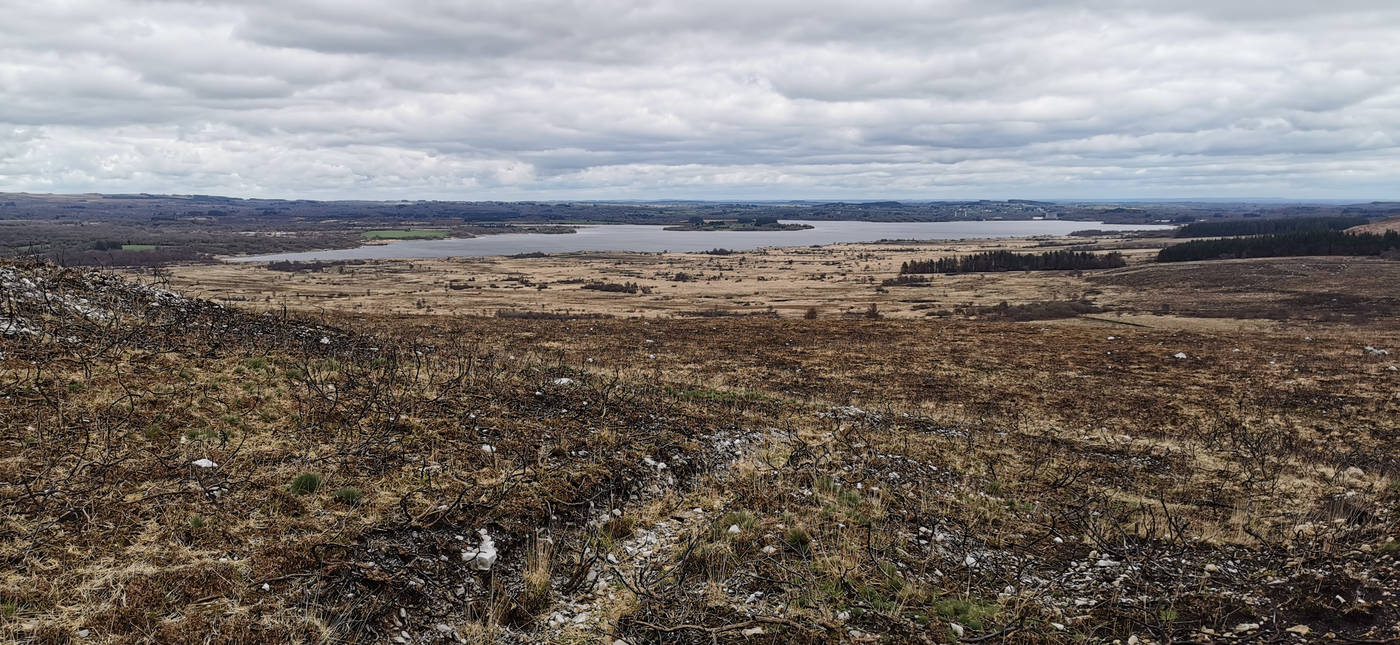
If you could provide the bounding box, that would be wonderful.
[231,220,1173,262]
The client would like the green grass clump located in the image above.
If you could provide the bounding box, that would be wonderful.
[361,229,447,240]
[782,526,813,556]
[333,486,363,505]
[121,244,157,251]
[713,510,757,539]
[290,472,324,495]
[934,597,1000,631]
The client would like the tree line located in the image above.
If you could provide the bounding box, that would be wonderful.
[900,250,1127,274]
[1158,230,1400,262]
[1174,216,1368,238]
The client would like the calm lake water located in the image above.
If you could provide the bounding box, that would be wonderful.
[231,220,1172,262]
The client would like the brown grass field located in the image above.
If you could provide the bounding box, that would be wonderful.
[3,235,1398,643]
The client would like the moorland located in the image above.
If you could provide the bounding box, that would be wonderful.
[2,198,1399,644]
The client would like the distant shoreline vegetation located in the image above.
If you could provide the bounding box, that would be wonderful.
[1158,230,1400,262]
[1174,216,1368,238]
[361,229,448,240]
[664,217,813,232]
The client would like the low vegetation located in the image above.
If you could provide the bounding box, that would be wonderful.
[957,298,1103,321]
[665,216,813,231]
[361,229,448,240]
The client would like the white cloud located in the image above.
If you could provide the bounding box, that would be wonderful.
[0,0,1397,198]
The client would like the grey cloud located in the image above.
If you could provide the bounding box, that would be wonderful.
[0,0,1397,198]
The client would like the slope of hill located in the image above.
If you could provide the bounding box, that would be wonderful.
[1348,216,1400,235]
[2,261,1397,643]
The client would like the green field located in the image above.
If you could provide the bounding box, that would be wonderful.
[121,244,157,251]
[361,229,447,240]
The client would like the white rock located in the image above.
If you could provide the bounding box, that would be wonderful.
[553,377,576,386]
[727,524,741,535]
[481,444,495,454]
[463,529,497,571]
[950,622,965,637]
[191,458,218,468]
[1172,352,1188,359]
[319,336,331,345]
[1234,622,1260,633]
[761,545,778,555]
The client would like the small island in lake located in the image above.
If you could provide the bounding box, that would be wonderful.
[664,216,813,232]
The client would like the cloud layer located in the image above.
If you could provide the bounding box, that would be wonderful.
[2,0,1398,199]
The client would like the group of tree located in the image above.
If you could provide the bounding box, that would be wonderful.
[900,250,1127,274]
[1174,216,1368,238]
[1158,230,1400,262]
[581,281,650,294]
[685,216,781,226]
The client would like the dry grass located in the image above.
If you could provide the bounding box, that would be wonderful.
[131,238,1400,337]
[128,237,1158,323]
[1347,217,1400,235]
[4,252,1399,643]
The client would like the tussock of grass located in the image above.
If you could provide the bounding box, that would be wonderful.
[333,486,363,505]
[289,472,324,495]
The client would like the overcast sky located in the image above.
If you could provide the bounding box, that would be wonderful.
[2,1,1398,200]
